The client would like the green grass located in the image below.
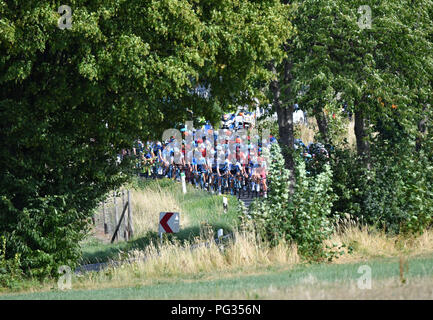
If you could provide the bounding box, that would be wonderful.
[79,178,239,265]
[3,254,433,300]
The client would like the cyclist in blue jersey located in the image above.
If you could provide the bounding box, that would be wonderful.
[216,156,231,195]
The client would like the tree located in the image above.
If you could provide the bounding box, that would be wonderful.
[265,0,296,193]
[0,0,291,277]
[285,0,433,162]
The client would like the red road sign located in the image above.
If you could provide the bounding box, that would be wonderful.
[160,212,174,233]
[159,212,180,234]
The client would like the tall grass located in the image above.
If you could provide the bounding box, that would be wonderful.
[75,229,300,291]
[130,178,239,238]
[131,186,181,236]
[329,221,433,263]
[3,221,433,296]
[72,223,433,292]
[83,178,239,263]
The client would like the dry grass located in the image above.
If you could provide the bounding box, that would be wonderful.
[295,119,318,144]
[3,222,433,297]
[327,217,433,264]
[70,223,433,292]
[71,231,300,291]
[130,187,182,236]
[114,232,298,281]
[347,119,356,147]
[295,117,356,148]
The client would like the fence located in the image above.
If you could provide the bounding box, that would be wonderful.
[93,189,134,242]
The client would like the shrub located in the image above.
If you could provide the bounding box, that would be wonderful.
[362,140,433,234]
[248,143,337,261]
[329,131,433,235]
[329,147,367,221]
[0,193,97,279]
[292,156,337,260]
[0,236,24,289]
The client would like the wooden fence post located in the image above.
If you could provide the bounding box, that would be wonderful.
[114,191,118,242]
[110,201,129,244]
[127,189,133,240]
[122,190,126,240]
[103,200,108,234]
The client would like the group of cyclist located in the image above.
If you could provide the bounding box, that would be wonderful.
[130,111,272,197]
[130,110,332,198]
[133,128,273,198]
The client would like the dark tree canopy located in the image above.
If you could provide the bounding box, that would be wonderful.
[0,0,291,275]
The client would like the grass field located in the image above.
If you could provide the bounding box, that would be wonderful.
[2,254,433,299]
[2,177,433,299]
[80,178,240,264]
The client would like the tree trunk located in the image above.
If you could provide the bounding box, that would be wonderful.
[354,108,371,169]
[270,60,295,194]
[315,109,330,144]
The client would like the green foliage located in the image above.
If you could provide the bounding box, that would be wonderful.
[289,0,433,126]
[282,0,433,237]
[249,143,337,261]
[329,147,367,220]
[362,139,433,235]
[0,236,23,289]
[0,0,291,277]
[292,157,337,260]
[330,125,433,235]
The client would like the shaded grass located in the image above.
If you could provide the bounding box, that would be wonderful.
[80,178,239,264]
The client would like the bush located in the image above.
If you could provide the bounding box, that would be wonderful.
[329,147,367,220]
[1,194,93,279]
[248,143,337,261]
[0,165,129,279]
[292,156,337,260]
[329,133,433,235]
[362,140,433,234]
[0,236,24,289]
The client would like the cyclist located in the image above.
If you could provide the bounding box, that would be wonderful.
[256,153,268,198]
[216,155,231,195]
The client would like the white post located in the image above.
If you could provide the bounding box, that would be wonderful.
[103,201,107,234]
[217,228,223,239]
[181,172,187,194]
[223,196,228,213]
[217,228,224,251]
